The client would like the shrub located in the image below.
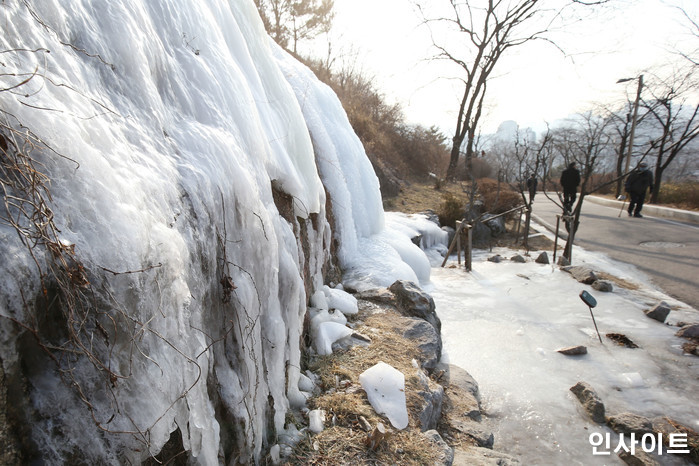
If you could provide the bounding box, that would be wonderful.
[658,182,699,209]
[438,192,464,228]
[477,178,522,214]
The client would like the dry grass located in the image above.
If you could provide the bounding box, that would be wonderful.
[596,272,641,291]
[286,303,444,465]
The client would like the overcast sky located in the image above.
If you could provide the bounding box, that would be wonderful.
[300,0,698,136]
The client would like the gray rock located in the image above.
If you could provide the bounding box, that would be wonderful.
[401,317,442,372]
[557,256,571,266]
[535,252,550,264]
[644,301,670,323]
[676,323,699,338]
[453,447,520,465]
[417,384,444,432]
[592,280,613,292]
[422,430,454,466]
[447,364,480,399]
[451,420,494,448]
[487,255,503,263]
[510,254,526,263]
[607,412,654,435]
[561,266,598,284]
[557,345,587,356]
[570,381,605,423]
[411,234,423,247]
[389,280,441,333]
[483,215,506,236]
[618,449,659,465]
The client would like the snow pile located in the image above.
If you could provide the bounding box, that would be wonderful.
[0,0,434,463]
[359,362,409,430]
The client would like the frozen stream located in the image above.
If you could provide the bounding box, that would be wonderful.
[426,247,699,465]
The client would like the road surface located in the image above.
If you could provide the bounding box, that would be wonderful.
[530,194,699,311]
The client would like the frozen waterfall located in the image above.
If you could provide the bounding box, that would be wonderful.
[0,0,429,464]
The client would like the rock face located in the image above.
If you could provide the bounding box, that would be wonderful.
[389,280,441,334]
[400,318,442,373]
[644,301,670,323]
[570,381,606,423]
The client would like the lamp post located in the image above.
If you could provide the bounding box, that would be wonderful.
[616,75,644,176]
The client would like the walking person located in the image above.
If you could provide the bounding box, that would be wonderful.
[560,162,580,212]
[625,162,654,218]
[526,173,538,202]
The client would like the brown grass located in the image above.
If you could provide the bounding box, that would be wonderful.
[286,304,444,465]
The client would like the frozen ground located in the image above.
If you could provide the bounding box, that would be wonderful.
[424,223,699,466]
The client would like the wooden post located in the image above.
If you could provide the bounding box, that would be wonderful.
[441,221,465,267]
[456,220,462,265]
[554,215,560,261]
[466,224,473,272]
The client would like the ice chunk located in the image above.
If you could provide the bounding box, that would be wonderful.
[313,322,353,356]
[621,372,645,388]
[310,290,329,310]
[308,409,326,433]
[359,362,409,430]
[323,285,358,315]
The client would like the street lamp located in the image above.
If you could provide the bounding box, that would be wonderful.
[616,75,644,176]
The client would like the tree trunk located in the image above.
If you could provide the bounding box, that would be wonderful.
[650,167,663,204]
[446,135,464,181]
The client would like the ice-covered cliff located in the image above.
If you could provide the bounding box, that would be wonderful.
[0,0,430,464]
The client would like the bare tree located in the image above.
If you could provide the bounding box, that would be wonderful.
[641,70,699,203]
[547,113,615,262]
[417,0,603,181]
[254,0,334,54]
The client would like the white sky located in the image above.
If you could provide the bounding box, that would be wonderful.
[299,0,699,135]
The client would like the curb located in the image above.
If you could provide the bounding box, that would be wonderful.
[584,195,699,224]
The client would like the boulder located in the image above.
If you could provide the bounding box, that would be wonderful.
[535,252,549,264]
[557,345,587,356]
[422,430,454,466]
[651,416,699,464]
[389,280,441,333]
[644,301,671,323]
[677,324,699,339]
[570,381,605,423]
[487,254,503,263]
[400,317,442,372]
[483,214,506,236]
[561,266,597,284]
[607,413,654,435]
[557,256,571,266]
[592,280,613,292]
[510,254,526,263]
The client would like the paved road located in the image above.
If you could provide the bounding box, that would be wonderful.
[530,194,699,311]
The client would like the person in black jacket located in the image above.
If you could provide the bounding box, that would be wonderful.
[560,162,580,211]
[625,162,654,218]
[526,173,538,202]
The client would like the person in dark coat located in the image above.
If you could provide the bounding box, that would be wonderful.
[625,162,654,218]
[526,173,538,202]
[560,162,580,211]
